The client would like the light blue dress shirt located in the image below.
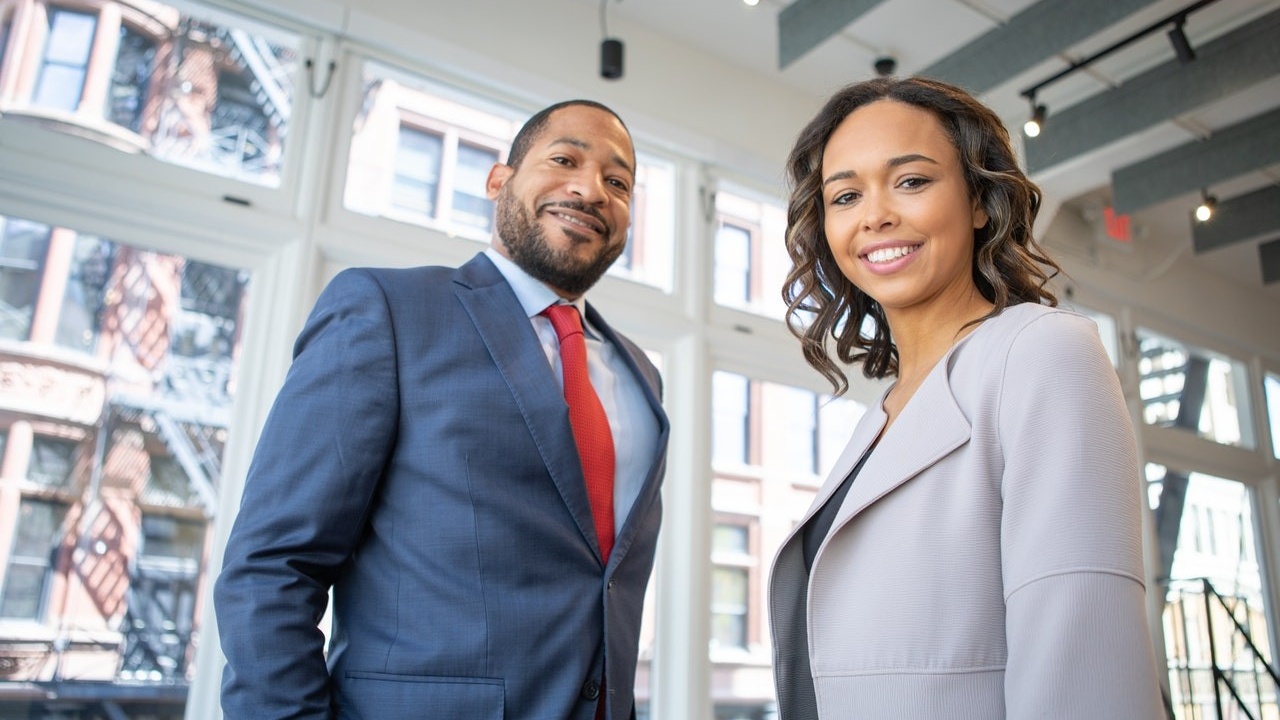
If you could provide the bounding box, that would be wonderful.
[484,248,660,538]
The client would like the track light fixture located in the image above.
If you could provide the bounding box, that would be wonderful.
[1023,100,1047,138]
[1194,190,1216,222]
[1018,0,1218,134]
[1167,18,1196,63]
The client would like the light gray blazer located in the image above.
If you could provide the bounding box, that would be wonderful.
[769,303,1164,720]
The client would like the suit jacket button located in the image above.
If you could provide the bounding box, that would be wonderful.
[607,578,616,590]
[582,679,601,700]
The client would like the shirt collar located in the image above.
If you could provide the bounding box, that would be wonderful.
[484,247,588,318]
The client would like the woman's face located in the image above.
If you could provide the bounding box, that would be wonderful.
[820,99,988,319]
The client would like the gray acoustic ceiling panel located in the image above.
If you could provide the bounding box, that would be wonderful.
[1192,185,1280,254]
[778,0,887,69]
[920,0,1159,94]
[1112,108,1280,215]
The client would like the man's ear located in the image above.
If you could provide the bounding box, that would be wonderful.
[486,164,514,200]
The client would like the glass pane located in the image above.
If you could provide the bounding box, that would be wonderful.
[714,223,751,306]
[32,9,96,112]
[28,436,77,489]
[55,234,114,353]
[1136,327,1255,449]
[0,499,68,620]
[392,126,443,217]
[608,154,675,292]
[108,25,156,132]
[0,211,250,716]
[452,143,496,232]
[709,370,867,718]
[712,371,749,468]
[1149,465,1276,719]
[1266,373,1280,459]
[714,188,790,318]
[0,217,51,341]
[9,2,300,186]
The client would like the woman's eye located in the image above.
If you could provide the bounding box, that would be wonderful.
[832,191,859,205]
[900,176,930,189]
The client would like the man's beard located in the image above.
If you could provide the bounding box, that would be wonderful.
[495,186,625,297]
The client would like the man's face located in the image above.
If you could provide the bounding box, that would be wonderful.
[487,106,635,298]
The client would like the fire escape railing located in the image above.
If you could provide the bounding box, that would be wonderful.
[1200,578,1280,720]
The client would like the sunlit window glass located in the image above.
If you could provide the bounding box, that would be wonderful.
[714,187,789,318]
[0,211,250,716]
[714,223,751,307]
[0,217,52,341]
[1147,464,1275,718]
[452,143,497,232]
[1266,373,1280,459]
[108,25,156,132]
[712,371,749,467]
[392,126,444,218]
[1136,327,1255,449]
[709,369,867,718]
[8,2,300,186]
[0,499,70,620]
[34,8,96,112]
[710,522,752,652]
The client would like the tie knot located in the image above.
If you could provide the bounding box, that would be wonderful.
[542,304,584,344]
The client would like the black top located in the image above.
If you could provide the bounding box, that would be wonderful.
[802,445,875,574]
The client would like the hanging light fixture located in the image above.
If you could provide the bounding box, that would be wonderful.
[1167,17,1196,64]
[599,0,624,80]
[1194,190,1216,222]
[1023,100,1047,138]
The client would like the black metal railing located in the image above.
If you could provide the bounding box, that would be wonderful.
[1165,578,1279,719]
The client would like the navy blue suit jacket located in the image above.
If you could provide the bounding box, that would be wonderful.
[214,253,670,719]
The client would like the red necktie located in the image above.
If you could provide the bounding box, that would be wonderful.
[542,304,615,562]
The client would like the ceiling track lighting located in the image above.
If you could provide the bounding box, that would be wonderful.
[1194,190,1217,222]
[1023,98,1047,138]
[1019,0,1218,137]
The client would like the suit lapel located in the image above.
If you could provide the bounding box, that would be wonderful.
[584,302,670,566]
[451,256,602,559]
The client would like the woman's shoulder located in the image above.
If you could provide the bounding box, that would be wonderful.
[953,303,1107,376]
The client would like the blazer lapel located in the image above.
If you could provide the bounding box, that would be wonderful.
[451,256,602,559]
[832,356,971,528]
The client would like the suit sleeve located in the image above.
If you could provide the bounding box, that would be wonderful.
[997,312,1164,719]
[214,268,399,719]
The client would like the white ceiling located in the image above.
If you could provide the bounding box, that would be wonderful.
[588,0,1280,298]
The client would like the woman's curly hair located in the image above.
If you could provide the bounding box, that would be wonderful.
[782,76,1062,395]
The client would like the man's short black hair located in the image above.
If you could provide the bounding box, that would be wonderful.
[506,100,631,169]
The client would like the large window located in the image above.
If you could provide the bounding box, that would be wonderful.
[1137,327,1255,449]
[343,58,676,290]
[0,210,250,717]
[9,1,301,185]
[709,369,868,716]
[1149,465,1276,719]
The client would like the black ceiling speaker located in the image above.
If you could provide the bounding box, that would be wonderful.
[601,38,624,80]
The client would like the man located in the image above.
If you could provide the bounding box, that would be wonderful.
[214,100,670,720]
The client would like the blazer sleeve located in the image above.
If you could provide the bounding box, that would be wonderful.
[996,311,1164,719]
[214,268,400,719]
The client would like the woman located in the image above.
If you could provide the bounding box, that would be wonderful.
[768,76,1164,719]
